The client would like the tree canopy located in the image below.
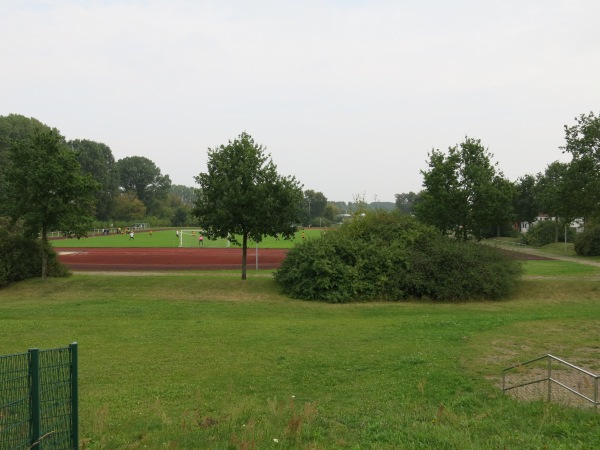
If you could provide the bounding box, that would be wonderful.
[0,114,51,203]
[193,132,304,279]
[561,112,600,222]
[69,139,119,221]
[513,174,539,227]
[395,191,419,215]
[414,137,514,240]
[3,129,99,278]
[303,189,327,226]
[115,156,172,216]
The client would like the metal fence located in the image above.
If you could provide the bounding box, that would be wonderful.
[503,354,599,409]
[0,343,78,449]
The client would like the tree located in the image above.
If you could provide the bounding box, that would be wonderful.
[513,174,540,229]
[414,137,513,240]
[0,114,51,209]
[487,176,516,237]
[3,129,99,278]
[170,184,197,205]
[69,139,119,221]
[350,192,369,215]
[395,191,419,214]
[115,156,172,215]
[113,192,147,221]
[193,132,304,280]
[561,111,600,222]
[323,202,341,222]
[535,161,579,242]
[171,207,189,227]
[303,189,327,226]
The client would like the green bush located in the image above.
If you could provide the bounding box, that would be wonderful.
[0,224,70,288]
[407,238,522,300]
[275,211,522,302]
[574,225,600,256]
[524,220,575,246]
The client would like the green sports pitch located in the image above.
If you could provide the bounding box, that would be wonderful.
[51,228,326,249]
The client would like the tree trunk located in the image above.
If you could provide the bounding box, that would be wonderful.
[41,224,48,279]
[241,232,248,280]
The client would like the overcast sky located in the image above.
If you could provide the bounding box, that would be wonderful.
[2,0,599,202]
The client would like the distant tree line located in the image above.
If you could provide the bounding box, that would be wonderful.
[3,109,600,286]
[0,114,202,228]
[394,112,600,254]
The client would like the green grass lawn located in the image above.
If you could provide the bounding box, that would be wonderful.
[523,260,600,277]
[2,261,600,449]
[52,228,326,249]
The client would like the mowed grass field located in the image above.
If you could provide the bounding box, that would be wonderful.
[53,228,325,249]
[2,259,600,447]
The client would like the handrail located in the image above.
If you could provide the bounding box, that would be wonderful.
[503,354,599,378]
[503,354,549,372]
[502,354,599,409]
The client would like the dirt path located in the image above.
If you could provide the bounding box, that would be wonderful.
[495,243,600,268]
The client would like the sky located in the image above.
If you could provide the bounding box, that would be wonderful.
[2,0,599,203]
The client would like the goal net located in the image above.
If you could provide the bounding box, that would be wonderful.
[178,230,203,247]
[178,230,233,248]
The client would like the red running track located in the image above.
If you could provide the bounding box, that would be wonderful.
[55,248,288,271]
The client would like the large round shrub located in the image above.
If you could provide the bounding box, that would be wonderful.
[275,211,522,302]
[574,225,600,256]
[0,223,69,288]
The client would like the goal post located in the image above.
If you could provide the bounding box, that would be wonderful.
[179,229,199,247]
[178,229,232,248]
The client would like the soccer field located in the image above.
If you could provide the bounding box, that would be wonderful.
[52,228,326,249]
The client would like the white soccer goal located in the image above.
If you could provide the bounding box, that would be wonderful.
[178,230,233,247]
[178,230,202,247]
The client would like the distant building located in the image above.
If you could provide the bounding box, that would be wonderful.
[518,214,583,233]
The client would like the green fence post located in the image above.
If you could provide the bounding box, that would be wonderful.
[70,342,79,449]
[29,348,41,450]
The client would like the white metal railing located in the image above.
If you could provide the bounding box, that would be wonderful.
[503,354,599,409]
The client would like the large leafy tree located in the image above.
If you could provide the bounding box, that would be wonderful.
[303,189,327,226]
[69,139,119,221]
[414,137,513,240]
[0,114,51,204]
[395,191,419,215]
[535,161,580,242]
[513,174,540,228]
[487,176,516,237]
[561,112,600,222]
[113,192,147,221]
[168,185,196,226]
[115,156,172,215]
[3,129,99,278]
[170,184,197,205]
[193,132,304,280]
[323,202,341,222]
